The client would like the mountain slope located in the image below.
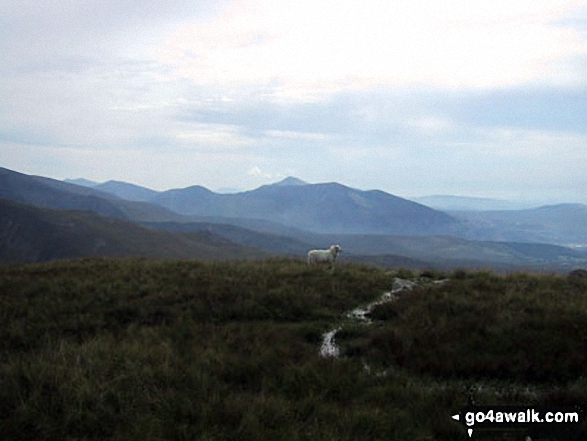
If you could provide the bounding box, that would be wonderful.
[143,221,315,256]
[453,203,587,245]
[64,178,99,187]
[0,167,128,217]
[0,167,189,223]
[142,219,587,271]
[150,185,216,216]
[0,199,268,263]
[413,195,538,211]
[151,181,458,235]
[272,176,308,186]
[316,234,586,270]
[94,181,159,202]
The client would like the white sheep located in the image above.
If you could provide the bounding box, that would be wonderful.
[307,245,342,266]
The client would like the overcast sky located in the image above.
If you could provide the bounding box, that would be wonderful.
[1,0,587,202]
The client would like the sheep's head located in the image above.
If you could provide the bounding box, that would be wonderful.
[330,245,342,256]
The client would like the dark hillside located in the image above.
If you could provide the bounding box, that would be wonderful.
[143,220,314,256]
[0,199,267,263]
[0,167,126,218]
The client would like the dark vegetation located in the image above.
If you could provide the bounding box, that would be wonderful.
[1,258,586,440]
[342,270,587,383]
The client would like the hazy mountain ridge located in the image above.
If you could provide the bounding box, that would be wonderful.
[1,166,586,270]
[271,176,308,186]
[63,178,99,187]
[66,172,587,246]
[144,221,587,272]
[94,181,159,202]
[412,195,540,211]
[144,181,459,236]
[64,172,458,236]
[453,203,587,246]
[0,167,190,223]
[0,168,127,218]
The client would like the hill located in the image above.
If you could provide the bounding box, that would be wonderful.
[272,176,308,186]
[453,203,587,246]
[0,199,268,263]
[63,178,99,187]
[94,180,159,202]
[3,166,587,270]
[62,171,587,247]
[330,234,587,271]
[142,221,587,271]
[64,178,160,202]
[142,220,315,256]
[67,173,457,236]
[412,195,538,211]
[0,167,125,216]
[0,167,189,223]
[150,181,458,235]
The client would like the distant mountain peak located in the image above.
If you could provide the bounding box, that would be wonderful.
[93,180,158,202]
[64,178,99,188]
[272,176,308,186]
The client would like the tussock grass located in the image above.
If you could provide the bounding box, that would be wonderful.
[1,259,586,439]
[345,271,587,384]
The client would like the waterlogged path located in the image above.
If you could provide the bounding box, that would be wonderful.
[319,328,341,357]
[319,277,448,358]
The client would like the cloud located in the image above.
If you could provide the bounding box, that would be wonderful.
[1,0,587,202]
[247,165,280,180]
[264,130,333,141]
[404,116,455,133]
[176,123,256,149]
[154,0,587,98]
[0,0,227,66]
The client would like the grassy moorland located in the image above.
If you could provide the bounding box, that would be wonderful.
[1,258,586,440]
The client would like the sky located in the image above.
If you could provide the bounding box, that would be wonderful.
[1,0,587,202]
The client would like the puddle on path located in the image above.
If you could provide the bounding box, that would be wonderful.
[320,277,448,358]
[319,328,341,357]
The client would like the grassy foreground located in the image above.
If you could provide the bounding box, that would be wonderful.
[1,258,586,440]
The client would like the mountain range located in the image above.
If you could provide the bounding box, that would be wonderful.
[2,166,587,271]
[1,168,184,223]
[68,176,458,235]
